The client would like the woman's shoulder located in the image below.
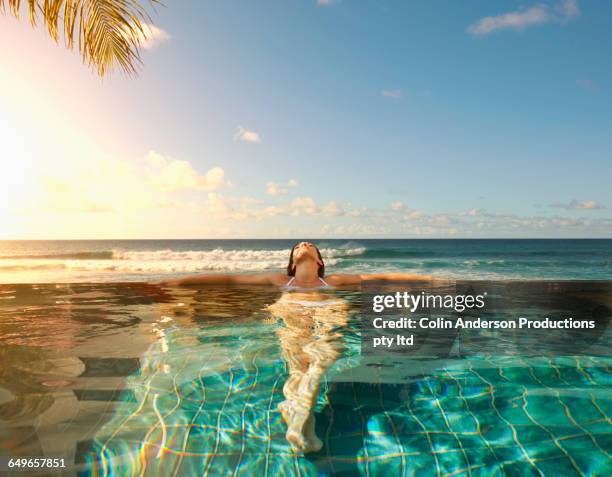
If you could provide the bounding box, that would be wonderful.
[267,273,293,286]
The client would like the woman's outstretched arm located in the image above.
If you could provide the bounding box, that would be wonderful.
[326,272,435,286]
[160,272,287,287]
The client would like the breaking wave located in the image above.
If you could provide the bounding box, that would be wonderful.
[0,246,367,275]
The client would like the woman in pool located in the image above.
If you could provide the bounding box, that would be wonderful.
[164,241,432,288]
[163,242,434,453]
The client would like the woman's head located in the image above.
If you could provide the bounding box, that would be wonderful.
[287,241,325,277]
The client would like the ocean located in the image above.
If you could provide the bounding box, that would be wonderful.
[0,239,611,283]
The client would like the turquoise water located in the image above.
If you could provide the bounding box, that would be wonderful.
[0,241,611,476]
[1,239,611,283]
[77,286,611,476]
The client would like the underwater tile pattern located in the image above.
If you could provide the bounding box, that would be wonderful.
[0,284,610,477]
[80,321,612,477]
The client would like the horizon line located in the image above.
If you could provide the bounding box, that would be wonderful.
[1,237,611,242]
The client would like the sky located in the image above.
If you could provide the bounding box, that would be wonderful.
[1,0,611,239]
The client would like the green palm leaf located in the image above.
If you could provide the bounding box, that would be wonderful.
[0,0,160,77]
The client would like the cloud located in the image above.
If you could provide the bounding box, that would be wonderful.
[136,23,171,50]
[382,89,403,99]
[550,200,606,210]
[203,193,366,221]
[468,5,549,35]
[234,126,261,143]
[468,0,579,35]
[291,196,319,215]
[460,208,486,217]
[146,151,229,192]
[321,202,346,217]
[380,202,612,236]
[389,202,422,219]
[200,195,612,236]
[317,0,335,5]
[266,179,299,196]
[29,151,228,214]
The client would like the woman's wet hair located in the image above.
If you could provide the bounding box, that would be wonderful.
[287,243,325,277]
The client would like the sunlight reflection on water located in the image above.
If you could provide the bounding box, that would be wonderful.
[0,283,610,476]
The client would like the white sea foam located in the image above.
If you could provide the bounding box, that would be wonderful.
[0,246,366,275]
[112,246,366,261]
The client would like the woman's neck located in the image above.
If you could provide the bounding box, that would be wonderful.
[293,261,320,284]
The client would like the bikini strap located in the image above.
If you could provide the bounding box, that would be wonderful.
[318,277,330,287]
[285,276,296,287]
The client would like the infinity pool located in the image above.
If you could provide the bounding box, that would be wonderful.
[0,283,610,476]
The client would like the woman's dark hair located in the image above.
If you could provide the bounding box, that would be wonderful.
[287,243,325,277]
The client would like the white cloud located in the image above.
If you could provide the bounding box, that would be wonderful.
[468,0,579,35]
[29,151,228,214]
[234,126,261,143]
[469,5,549,35]
[382,203,612,236]
[266,179,299,196]
[291,196,319,215]
[460,208,486,217]
[389,201,422,220]
[146,151,229,192]
[202,193,366,221]
[321,202,345,216]
[136,23,171,50]
[550,200,606,210]
[382,89,403,99]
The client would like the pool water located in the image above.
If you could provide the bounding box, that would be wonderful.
[0,283,610,476]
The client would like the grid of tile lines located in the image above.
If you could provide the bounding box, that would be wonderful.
[84,338,611,477]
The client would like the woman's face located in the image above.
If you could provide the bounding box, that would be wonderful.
[292,242,319,263]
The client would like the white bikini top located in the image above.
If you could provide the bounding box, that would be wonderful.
[284,276,332,289]
[280,276,344,308]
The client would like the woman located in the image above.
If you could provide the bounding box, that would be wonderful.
[162,242,434,453]
[163,241,433,288]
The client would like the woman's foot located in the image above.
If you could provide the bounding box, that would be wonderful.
[286,428,322,453]
[286,428,308,452]
[284,407,323,453]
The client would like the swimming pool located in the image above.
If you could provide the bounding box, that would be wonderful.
[0,283,610,476]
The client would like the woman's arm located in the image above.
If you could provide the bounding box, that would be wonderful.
[160,272,287,287]
[326,272,434,286]
[361,272,434,282]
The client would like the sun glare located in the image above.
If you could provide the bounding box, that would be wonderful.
[0,110,38,220]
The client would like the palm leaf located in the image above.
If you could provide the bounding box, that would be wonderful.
[0,0,160,77]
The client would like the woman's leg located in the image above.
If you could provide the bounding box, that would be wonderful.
[287,303,350,452]
[277,329,322,451]
[269,300,349,453]
[276,326,309,419]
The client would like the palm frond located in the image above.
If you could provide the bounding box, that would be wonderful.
[0,0,160,77]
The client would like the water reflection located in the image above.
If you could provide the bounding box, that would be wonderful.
[0,283,610,477]
[268,291,351,452]
[0,283,177,471]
